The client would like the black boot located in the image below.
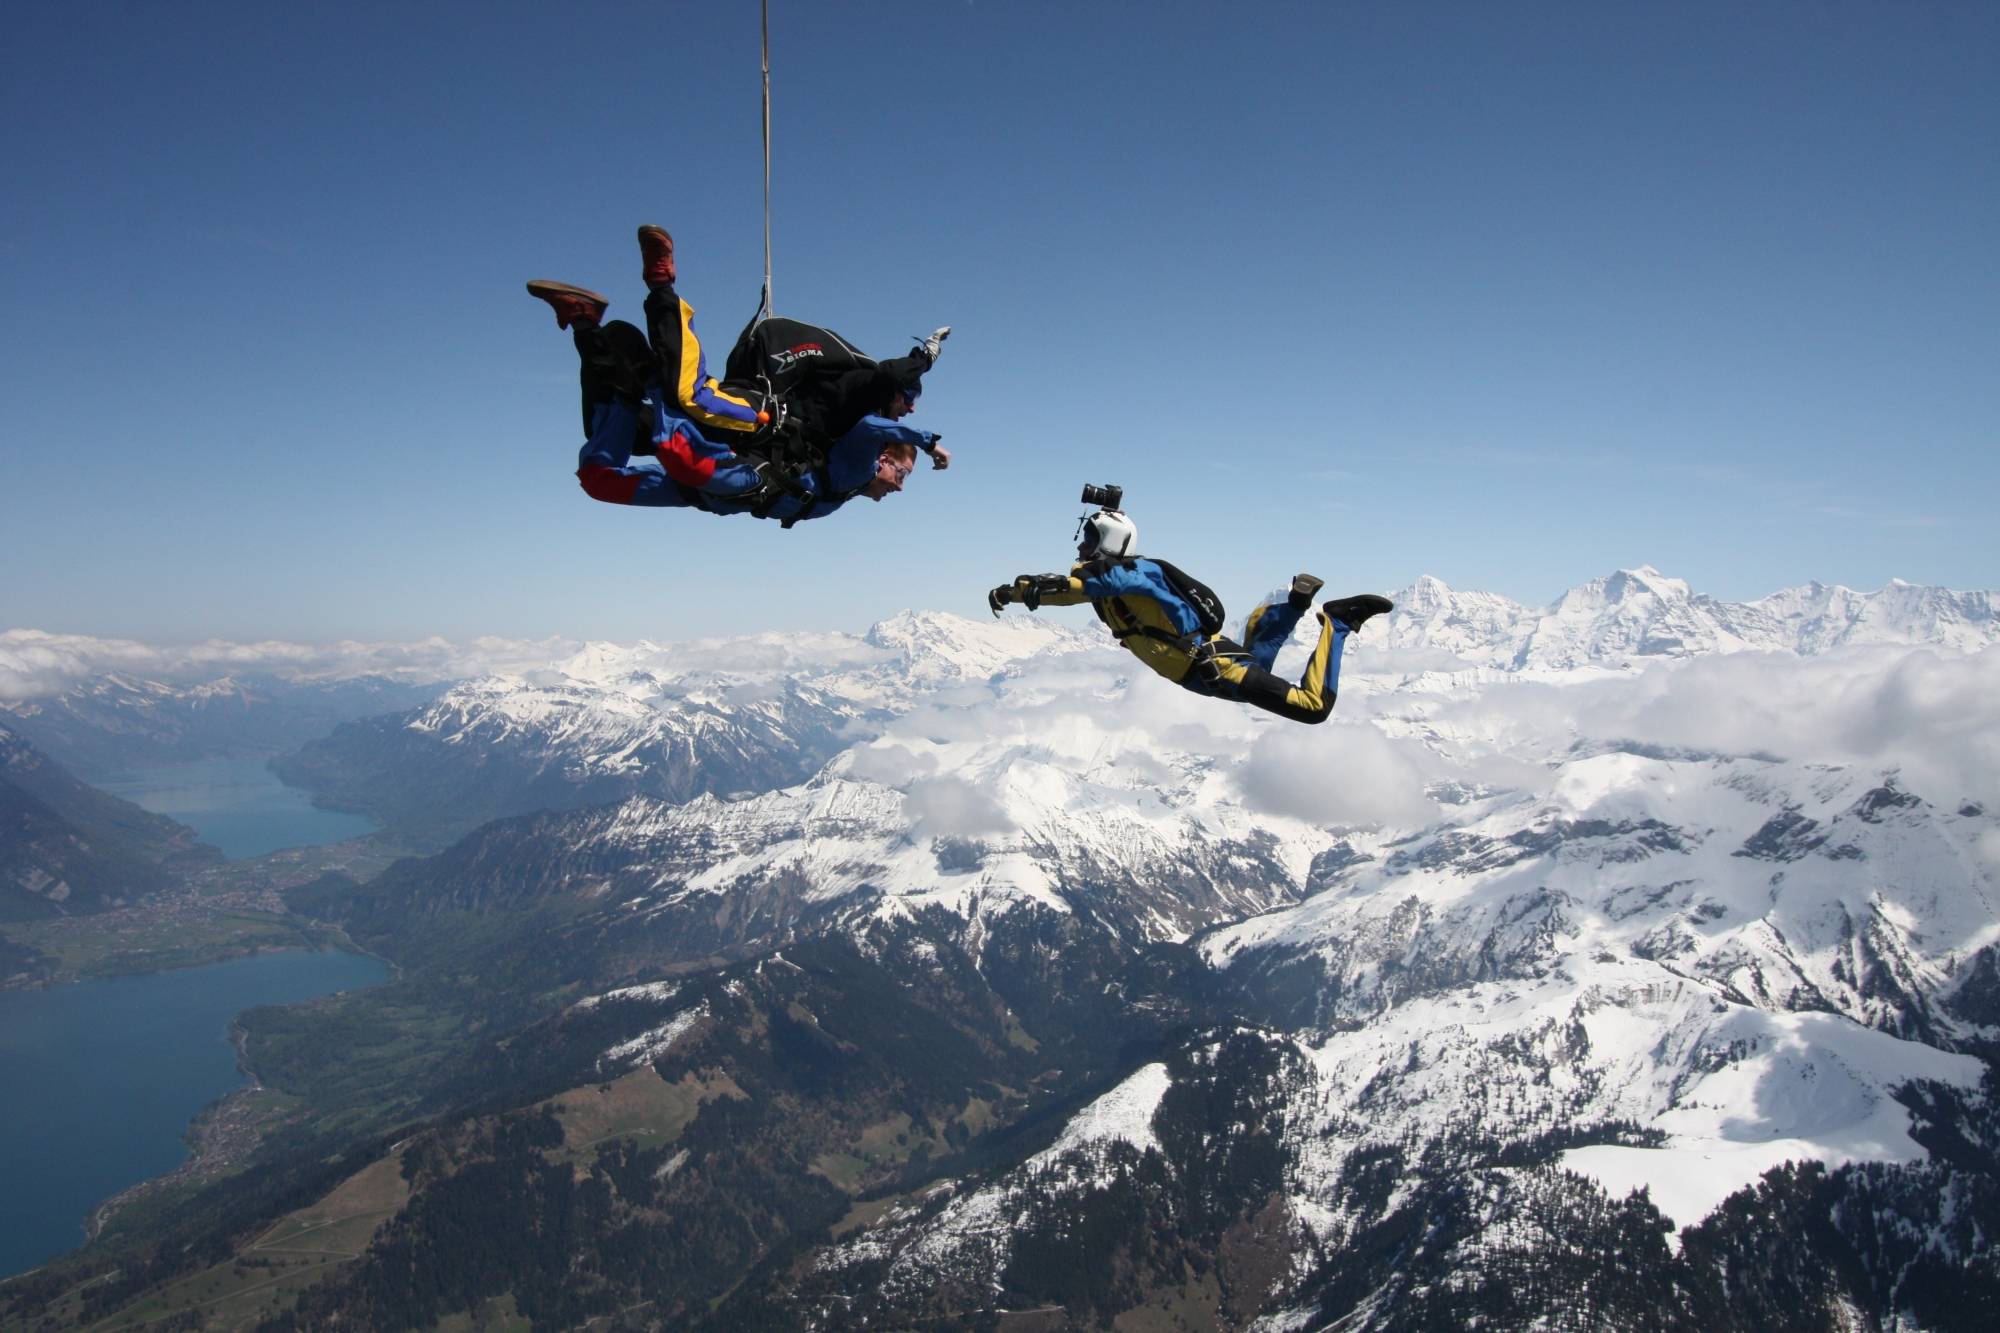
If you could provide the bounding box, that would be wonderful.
[1288,573,1325,612]
[1323,594,1394,631]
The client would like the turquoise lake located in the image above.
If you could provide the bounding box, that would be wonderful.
[94,758,376,859]
[0,947,391,1280]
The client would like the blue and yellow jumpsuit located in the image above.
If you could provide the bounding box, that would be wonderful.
[634,278,789,498]
[1004,557,1354,724]
[643,280,766,442]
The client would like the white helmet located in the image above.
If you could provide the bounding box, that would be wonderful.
[1077,509,1139,560]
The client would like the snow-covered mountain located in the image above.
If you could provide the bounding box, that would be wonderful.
[40,568,2000,1328]
[270,614,1102,843]
[249,569,2000,852]
[723,625,1999,1324]
[462,569,1995,1326]
[1383,565,2000,670]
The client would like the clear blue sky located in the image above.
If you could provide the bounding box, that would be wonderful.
[3,1,1994,642]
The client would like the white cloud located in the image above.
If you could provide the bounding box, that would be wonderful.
[1579,647,2000,805]
[901,776,1017,837]
[1427,644,2000,810]
[1977,828,2000,872]
[1362,644,1487,675]
[0,625,902,705]
[845,742,941,788]
[721,678,789,705]
[1236,719,1437,828]
[0,628,582,701]
[648,630,892,677]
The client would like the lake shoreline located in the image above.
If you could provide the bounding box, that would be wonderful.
[86,1017,269,1243]
[91,757,379,862]
[0,900,378,993]
[1,819,419,993]
[0,947,395,1280]
[81,947,407,1245]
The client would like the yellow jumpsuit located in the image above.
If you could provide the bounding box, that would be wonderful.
[1009,558,1349,724]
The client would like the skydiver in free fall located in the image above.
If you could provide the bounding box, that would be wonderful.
[988,487,1394,724]
[525,226,950,525]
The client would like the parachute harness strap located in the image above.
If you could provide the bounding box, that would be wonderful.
[1113,624,1219,653]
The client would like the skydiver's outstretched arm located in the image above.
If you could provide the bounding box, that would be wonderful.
[987,573,1087,616]
[802,346,938,442]
[855,418,938,453]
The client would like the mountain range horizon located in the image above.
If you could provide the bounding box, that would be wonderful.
[6,562,1996,704]
[3,560,1997,1328]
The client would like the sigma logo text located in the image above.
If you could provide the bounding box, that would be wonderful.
[769,342,825,371]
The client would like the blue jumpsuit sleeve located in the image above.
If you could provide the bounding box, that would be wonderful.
[1079,560,1203,636]
[849,418,935,451]
[824,415,937,491]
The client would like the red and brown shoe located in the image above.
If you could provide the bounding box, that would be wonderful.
[525,279,609,330]
[637,224,675,288]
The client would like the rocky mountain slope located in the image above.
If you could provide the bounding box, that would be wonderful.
[0,722,216,921]
[0,670,444,777]
[12,569,1998,1329]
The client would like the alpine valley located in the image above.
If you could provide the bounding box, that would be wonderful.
[4,567,1998,1330]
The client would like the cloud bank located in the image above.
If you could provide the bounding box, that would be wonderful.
[1436,645,2000,809]
[0,628,584,703]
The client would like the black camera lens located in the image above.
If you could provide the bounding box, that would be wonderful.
[1080,483,1124,510]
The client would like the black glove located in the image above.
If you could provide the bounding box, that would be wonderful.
[987,585,1012,616]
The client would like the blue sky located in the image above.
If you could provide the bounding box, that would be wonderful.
[3,1,1994,643]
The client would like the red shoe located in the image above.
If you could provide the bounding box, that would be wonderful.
[637,224,676,288]
[526,280,608,330]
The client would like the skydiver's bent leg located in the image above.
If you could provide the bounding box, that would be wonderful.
[642,284,765,437]
[575,398,703,508]
[1242,602,1306,672]
[1183,612,1351,724]
[1241,575,1326,671]
[560,318,658,459]
[573,319,653,431]
[646,391,772,501]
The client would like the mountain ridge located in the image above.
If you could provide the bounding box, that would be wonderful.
[8,568,1998,1328]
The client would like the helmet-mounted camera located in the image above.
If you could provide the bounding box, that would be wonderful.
[1074,482,1137,560]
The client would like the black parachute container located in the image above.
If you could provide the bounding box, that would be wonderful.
[714,314,887,483]
[723,315,877,401]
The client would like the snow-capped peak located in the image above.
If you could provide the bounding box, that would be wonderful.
[1373,568,2000,671]
[864,609,1100,686]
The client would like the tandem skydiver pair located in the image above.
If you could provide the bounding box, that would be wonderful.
[528,224,951,528]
